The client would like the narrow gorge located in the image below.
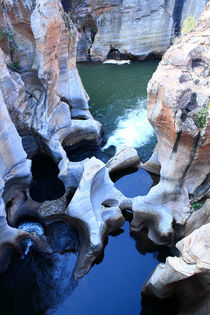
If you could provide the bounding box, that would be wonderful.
[0,1,209,314]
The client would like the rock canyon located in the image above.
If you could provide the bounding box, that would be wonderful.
[0,0,209,314]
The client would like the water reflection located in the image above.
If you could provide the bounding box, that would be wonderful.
[0,251,78,315]
[0,211,176,315]
[0,223,79,315]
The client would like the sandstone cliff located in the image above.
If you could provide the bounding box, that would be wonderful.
[132,1,210,233]
[62,0,208,62]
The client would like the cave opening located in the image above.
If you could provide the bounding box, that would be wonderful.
[107,48,130,61]
[29,153,65,202]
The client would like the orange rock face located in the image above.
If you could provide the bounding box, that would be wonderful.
[132,2,210,236]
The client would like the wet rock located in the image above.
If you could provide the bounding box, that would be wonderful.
[0,0,101,275]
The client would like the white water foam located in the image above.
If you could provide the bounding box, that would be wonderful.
[18,221,44,256]
[103,100,155,150]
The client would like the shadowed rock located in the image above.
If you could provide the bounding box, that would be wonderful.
[142,223,210,314]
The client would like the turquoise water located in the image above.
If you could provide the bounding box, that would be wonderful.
[77,61,159,162]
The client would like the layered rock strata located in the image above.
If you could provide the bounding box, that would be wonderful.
[63,0,208,62]
[0,0,166,278]
[132,2,210,238]
[137,3,210,312]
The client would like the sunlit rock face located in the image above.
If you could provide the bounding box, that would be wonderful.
[142,223,210,314]
[63,0,208,62]
[132,2,210,237]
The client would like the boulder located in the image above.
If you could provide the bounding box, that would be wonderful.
[106,145,140,174]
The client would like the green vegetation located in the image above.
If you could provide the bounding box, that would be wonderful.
[64,12,73,40]
[192,202,202,210]
[9,61,20,72]
[194,103,210,128]
[0,28,20,72]
[181,16,196,35]
[0,28,18,49]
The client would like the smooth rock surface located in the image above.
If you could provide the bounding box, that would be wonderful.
[0,0,102,188]
[142,223,210,314]
[0,0,101,274]
[106,145,140,174]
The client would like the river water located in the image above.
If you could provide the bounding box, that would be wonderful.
[77,61,158,162]
[0,62,178,315]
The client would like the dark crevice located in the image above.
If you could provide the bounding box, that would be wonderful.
[107,48,130,61]
[29,153,65,202]
[170,131,182,158]
[192,58,206,68]
[178,132,201,189]
[61,0,72,12]
[192,173,210,201]
[172,0,185,36]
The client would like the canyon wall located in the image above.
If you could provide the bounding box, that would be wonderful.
[0,0,102,273]
[139,3,210,312]
[63,0,208,62]
[0,1,209,312]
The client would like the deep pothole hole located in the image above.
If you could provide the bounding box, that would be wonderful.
[29,153,65,202]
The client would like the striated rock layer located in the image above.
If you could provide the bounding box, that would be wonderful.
[132,2,210,239]
[63,0,208,62]
[138,3,210,313]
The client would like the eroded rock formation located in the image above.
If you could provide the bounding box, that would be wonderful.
[0,1,209,313]
[137,3,210,313]
[63,0,208,62]
[142,223,210,314]
[0,0,101,274]
[132,2,210,239]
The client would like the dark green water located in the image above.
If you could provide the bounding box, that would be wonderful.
[0,62,179,315]
[77,61,158,162]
